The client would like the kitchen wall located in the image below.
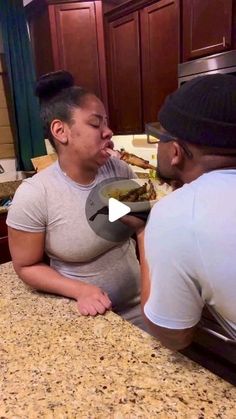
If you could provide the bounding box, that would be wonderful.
[112,134,157,173]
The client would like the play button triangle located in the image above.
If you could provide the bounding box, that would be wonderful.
[108,198,131,222]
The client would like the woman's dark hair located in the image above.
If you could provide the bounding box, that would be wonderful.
[35,70,90,147]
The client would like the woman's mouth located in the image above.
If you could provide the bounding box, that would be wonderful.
[100,141,114,158]
[103,140,114,150]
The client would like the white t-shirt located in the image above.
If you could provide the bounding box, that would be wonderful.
[144,169,236,337]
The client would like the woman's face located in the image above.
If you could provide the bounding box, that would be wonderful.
[64,94,113,169]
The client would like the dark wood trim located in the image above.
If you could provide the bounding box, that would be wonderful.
[0,53,7,74]
[48,5,59,69]
[46,0,102,3]
[94,1,108,109]
[107,0,126,4]
[105,0,160,20]
[179,0,183,62]
[25,0,47,20]
[25,0,102,16]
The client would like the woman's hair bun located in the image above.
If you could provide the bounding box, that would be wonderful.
[35,70,74,101]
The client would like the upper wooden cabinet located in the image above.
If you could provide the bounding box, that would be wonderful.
[105,0,179,133]
[26,0,108,107]
[141,0,179,124]
[106,12,143,133]
[182,0,233,61]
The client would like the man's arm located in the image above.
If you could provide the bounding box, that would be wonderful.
[137,230,196,350]
[144,318,196,351]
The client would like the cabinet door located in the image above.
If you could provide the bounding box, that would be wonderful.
[27,3,55,78]
[49,1,107,103]
[0,237,11,264]
[0,213,8,238]
[0,213,11,264]
[106,12,143,133]
[141,0,179,124]
[182,0,233,61]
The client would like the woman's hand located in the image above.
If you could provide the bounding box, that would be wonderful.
[76,283,112,316]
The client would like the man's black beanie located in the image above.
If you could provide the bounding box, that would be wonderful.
[158,74,236,148]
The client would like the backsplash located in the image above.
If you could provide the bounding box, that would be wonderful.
[112,134,157,173]
[0,158,17,173]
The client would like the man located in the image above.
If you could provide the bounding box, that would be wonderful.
[142,74,236,350]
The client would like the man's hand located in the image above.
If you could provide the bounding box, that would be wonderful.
[121,215,146,234]
[76,283,112,316]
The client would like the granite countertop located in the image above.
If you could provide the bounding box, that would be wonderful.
[0,179,22,199]
[0,179,23,213]
[1,262,236,418]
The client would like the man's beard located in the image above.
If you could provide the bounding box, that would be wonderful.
[156,166,173,184]
[156,167,183,190]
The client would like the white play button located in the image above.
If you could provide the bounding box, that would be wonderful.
[108,198,131,222]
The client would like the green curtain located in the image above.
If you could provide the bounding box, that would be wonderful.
[0,0,45,170]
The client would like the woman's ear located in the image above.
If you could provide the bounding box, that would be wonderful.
[170,141,185,167]
[50,119,68,145]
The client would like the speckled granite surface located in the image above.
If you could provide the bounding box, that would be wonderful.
[0,262,236,418]
[0,180,22,199]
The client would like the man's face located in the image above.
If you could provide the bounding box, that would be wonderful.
[157,141,177,182]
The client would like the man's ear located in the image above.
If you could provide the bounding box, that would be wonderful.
[50,119,68,145]
[170,141,184,167]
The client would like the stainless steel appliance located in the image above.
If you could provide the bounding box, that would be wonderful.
[178,49,236,85]
[146,50,236,141]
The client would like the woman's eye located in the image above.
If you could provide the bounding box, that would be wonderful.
[90,122,100,128]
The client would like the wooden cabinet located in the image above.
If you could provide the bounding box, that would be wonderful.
[0,212,11,264]
[182,0,233,61]
[26,0,108,107]
[105,0,179,133]
[106,12,142,133]
[141,0,179,124]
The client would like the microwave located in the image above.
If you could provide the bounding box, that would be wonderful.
[178,49,236,86]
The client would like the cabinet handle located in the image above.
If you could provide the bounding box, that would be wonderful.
[222,36,230,48]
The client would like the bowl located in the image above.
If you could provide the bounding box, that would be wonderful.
[98,178,170,212]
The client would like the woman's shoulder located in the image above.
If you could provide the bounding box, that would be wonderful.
[22,162,58,187]
[12,162,58,203]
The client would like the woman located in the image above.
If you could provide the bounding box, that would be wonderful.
[7,71,144,328]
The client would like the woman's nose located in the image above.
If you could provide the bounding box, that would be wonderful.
[102,126,113,139]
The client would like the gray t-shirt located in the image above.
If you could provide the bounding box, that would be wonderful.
[7,158,141,313]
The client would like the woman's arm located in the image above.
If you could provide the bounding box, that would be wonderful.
[8,227,111,316]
